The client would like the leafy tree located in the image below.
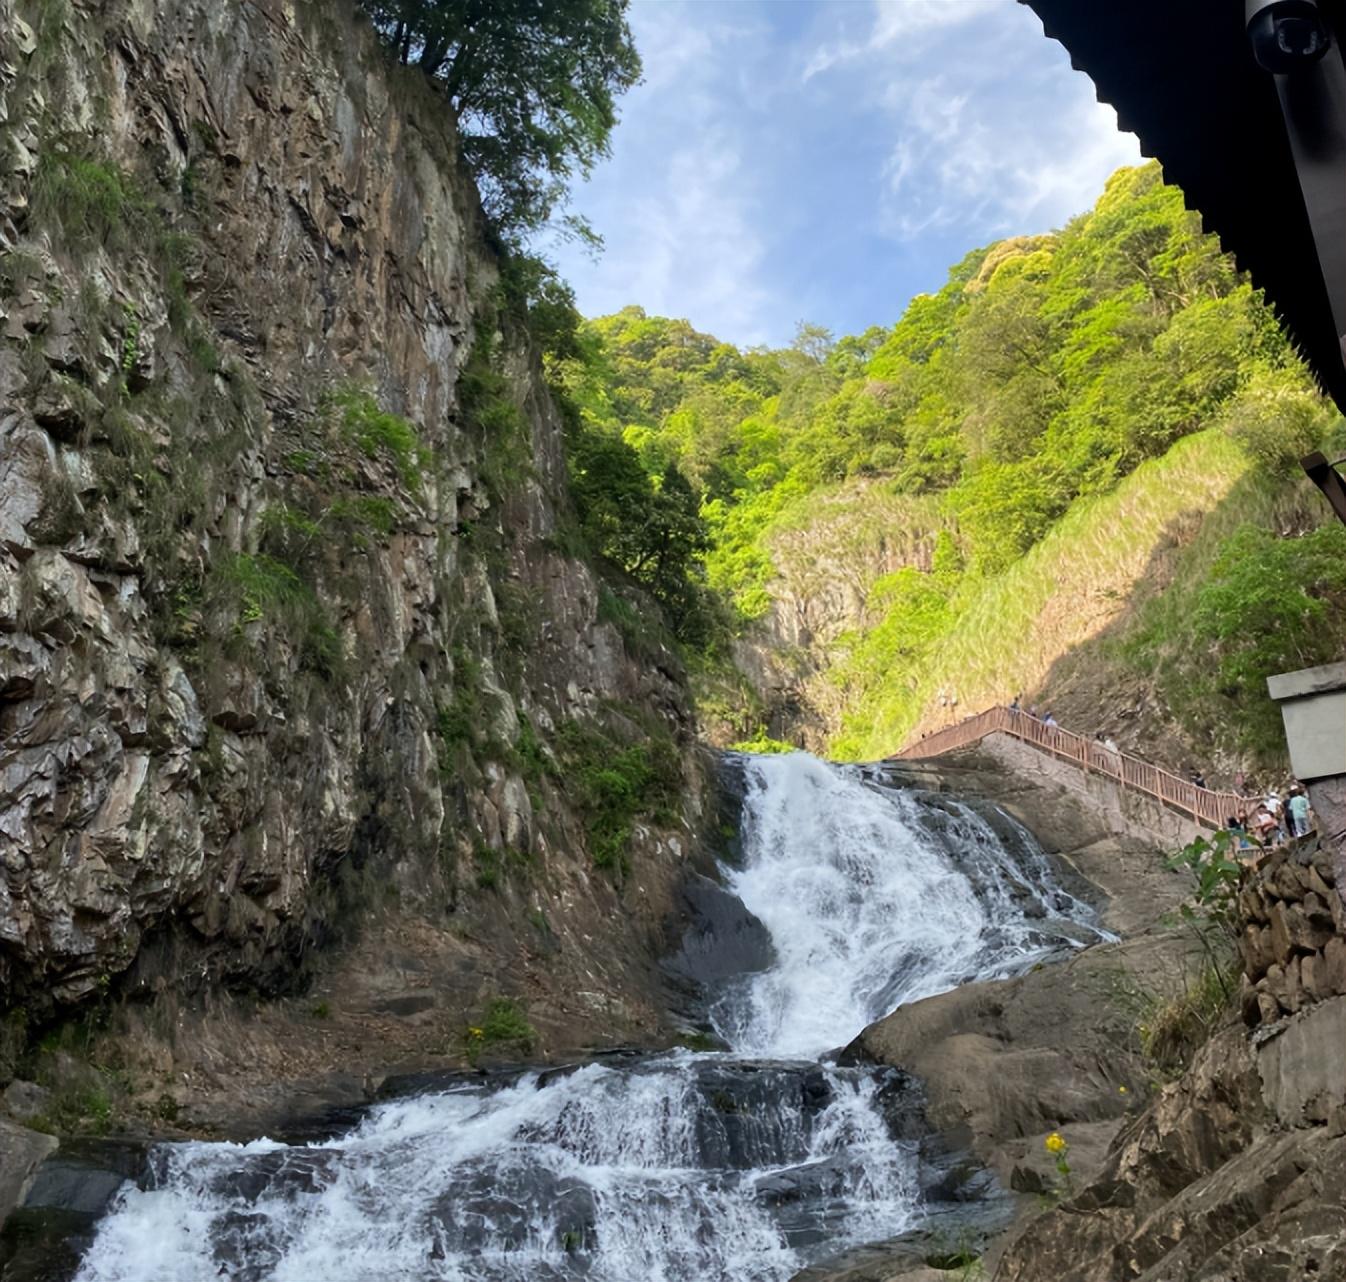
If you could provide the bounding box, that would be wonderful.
[1194,523,1346,750]
[363,0,640,238]
[565,425,714,644]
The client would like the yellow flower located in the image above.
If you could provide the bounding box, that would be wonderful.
[1044,1131,1068,1155]
[1119,1085,1128,1094]
[468,1027,484,1038]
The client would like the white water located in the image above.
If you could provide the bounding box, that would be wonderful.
[72,753,1105,1282]
[716,753,1101,1057]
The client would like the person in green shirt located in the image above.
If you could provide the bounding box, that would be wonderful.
[1287,787,1311,838]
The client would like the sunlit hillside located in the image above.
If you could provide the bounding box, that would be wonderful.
[560,163,1346,777]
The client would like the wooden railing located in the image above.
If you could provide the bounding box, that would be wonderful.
[888,706,1253,831]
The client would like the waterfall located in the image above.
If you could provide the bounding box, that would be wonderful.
[70,754,1105,1282]
[713,753,1100,1057]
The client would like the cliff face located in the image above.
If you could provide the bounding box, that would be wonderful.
[0,0,702,1070]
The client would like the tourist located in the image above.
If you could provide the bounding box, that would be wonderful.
[1104,735,1119,754]
[1042,711,1056,727]
[1288,786,1311,839]
[1252,805,1278,847]
[1190,769,1206,790]
[1264,790,1284,842]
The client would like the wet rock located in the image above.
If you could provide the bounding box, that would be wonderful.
[23,1139,147,1219]
[664,872,773,990]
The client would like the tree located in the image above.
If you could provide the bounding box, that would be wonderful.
[362,0,641,239]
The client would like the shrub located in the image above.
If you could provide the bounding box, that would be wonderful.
[556,715,680,873]
[464,998,536,1062]
[1193,523,1346,753]
[728,731,794,754]
[1222,364,1334,476]
[30,150,153,250]
[332,386,428,489]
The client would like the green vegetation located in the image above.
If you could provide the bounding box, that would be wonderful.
[464,997,537,1062]
[574,162,1345,767]
[728,731,795,755]
[362,0,640,241]
[211,553,342,677]
[1130,831,1242,1078]
[1136,959,1234,1079]
[30,149,153,250]
[1189,523,1346,754]
[332,386,429,490]
[555,714,680,873]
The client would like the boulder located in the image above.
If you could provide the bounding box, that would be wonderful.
[0,1120,56,1229]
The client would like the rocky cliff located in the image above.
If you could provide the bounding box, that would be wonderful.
[0,0,706,1106]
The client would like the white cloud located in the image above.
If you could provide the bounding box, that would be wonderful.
[553,0,1142,347]
[575,132,775,344]
[553,0,782,342]
[806,0,1000,79]
[870,0,1003,45]
[879,68,1138,239]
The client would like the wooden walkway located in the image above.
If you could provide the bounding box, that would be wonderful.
[888,705,1252,831]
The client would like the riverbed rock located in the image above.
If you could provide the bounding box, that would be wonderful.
[843,928,1195,1184]
[0,1120,56,1230]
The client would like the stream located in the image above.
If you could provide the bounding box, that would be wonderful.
[66,753,1106,1282]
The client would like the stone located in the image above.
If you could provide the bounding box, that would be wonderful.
[1257,996,1346,1127]
[1300,952,1323,1004]
[1239,923,1274,979]
[1256,990,1282,1023]
[1238,885,1269,926]
[1,1080,49,1125]
[1266,900,1333,964]
[1321,936,1346,999]
[0,1118,57,1229]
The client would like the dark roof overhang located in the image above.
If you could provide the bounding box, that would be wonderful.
[1021,0,1346,415]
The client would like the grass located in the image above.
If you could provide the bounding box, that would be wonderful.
[331,386,429,490]
[1134,956,1237,1079]
[29,150,154,250]
[464,998,537,1062]
[555,714,681,873]
[827,431,1267,759]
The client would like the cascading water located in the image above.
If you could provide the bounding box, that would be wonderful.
[714,754,1102,1058]
[70,753,1106,1282]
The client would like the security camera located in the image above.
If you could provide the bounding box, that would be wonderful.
[1247,0,1333,74]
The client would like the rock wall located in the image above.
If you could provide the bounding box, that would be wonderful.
[1238,841,1346,1026]
[988,839,1346,1281]
[0,0,704,1072]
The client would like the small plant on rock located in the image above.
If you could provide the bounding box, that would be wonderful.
[1044,1129,1072,1199]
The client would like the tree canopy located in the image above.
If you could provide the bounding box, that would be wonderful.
[363,0,641,238]
[552,162,1346,762]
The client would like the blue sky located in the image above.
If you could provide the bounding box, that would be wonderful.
[549,0,1141,349]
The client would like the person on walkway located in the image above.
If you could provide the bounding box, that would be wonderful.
[1252,805,1279,847]
[1288,786,1311,839]
[1042,711,1056,727]
[1190,769,1207,790]
[1104,735,1119,754]
[1009,695,1021,713]
[1264,790,1284,843]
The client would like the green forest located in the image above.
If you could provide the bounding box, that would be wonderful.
[548,163,1346,768]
